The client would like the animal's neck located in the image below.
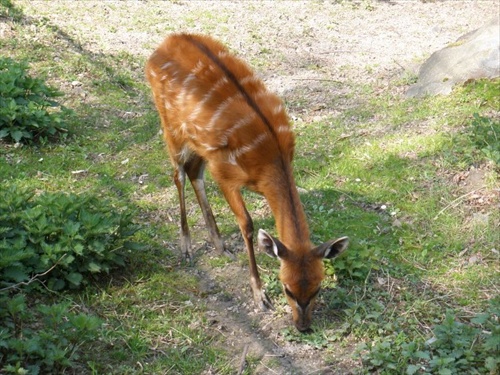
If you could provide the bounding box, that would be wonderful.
[261,164,311,250]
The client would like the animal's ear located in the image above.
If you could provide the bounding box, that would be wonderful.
[257,229,288,259]
[313,237,349,259]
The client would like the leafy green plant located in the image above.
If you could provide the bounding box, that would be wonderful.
[0,57,71,143]
[327,242,379,281]
[358,334,418,373]
[469,113,500,166]
[281,326,334,349]
[260,271,282,298]
[358,298,500,374]
[0,184,142,291]
[422,303,499,375]
[0,293,103,374]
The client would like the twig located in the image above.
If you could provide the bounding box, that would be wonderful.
[164,364,176,374]
[170,327,193,344]
[307,367,335,375]
[433,188,485,220]
[237,344,250,375]
[258,362,278,374]
[0,255,66,292]
[291,78,342,83]
[391,58,406,71]
[400,255,427,271]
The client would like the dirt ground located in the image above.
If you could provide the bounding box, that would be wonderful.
[15,0,498,118]
[10,1,499,374]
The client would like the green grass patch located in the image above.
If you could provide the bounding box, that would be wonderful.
[271,78,499,373]
[1,2,498,373]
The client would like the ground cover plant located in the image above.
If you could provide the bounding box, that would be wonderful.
[1,0,498,374]
[0,57,71,143]
[0,184,141,290]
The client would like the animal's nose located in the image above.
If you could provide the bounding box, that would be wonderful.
[295,322,312,333]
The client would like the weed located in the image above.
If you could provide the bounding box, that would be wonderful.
[0,294,104,374]
[469,113,500,166]
[358,297,500,374]
[328,243,379,280]
[0,57,72,143]
[0,184,142,291]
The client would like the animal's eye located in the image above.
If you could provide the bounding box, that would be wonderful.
[284,286,321,310]
[298,288,321,310]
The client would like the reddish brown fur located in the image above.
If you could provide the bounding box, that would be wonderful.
[146,33,348,332]
[146,34,293,171]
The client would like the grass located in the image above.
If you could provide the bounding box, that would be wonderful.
[1,0,499,373]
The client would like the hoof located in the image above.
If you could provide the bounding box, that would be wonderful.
[254,289,274,311]
[178,251,193,266]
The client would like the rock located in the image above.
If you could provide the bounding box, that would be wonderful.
[407,18,499,97]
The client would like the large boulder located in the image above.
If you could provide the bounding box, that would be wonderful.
[407,18,499,98]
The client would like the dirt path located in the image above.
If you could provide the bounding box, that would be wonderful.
[192,255,359,374]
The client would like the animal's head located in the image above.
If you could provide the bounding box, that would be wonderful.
[258,229,348,332]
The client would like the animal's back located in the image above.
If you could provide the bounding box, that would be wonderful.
[145,33,295,187]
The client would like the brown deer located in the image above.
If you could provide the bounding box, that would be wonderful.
[145,33,348,332]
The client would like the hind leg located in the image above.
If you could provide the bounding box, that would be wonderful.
[151,98,193,260]
[185,156,225,255]
[173,164,192,261]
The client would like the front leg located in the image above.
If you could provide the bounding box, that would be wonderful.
[219,185,273,310]
[244,221,274,311]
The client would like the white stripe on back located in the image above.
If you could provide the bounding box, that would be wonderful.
[177,73,197,105]
[218,51,229,59]
[240,75,260,86]
[188,76,229,121]
[277,124,291,133]
[220,112,256,145]
[272,104,284,115]
[206,95,237,129]
[161,62,174,70]
[191,60,204,75]
[229,133,269,162]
